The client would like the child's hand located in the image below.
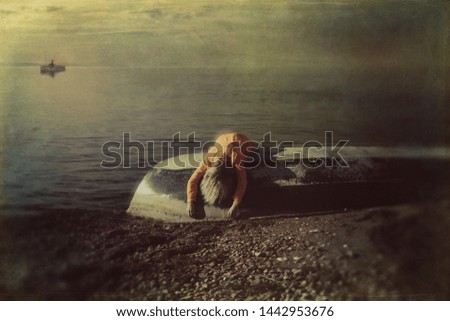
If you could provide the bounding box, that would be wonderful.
[187,202,196,217]
[227,201,240,219]
[187,202,205,219]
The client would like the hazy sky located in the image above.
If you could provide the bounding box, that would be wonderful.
[0,0,448,68]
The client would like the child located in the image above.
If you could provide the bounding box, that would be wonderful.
[187,133,256,219]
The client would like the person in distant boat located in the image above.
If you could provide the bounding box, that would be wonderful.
[187,133,256,219]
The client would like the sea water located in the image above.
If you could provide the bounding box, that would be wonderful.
[0,65,446,215]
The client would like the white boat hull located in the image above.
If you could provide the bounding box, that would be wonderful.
[127,148,450,221]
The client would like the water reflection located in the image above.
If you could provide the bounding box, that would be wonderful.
[40,70,57,78]
[40,70,65,78]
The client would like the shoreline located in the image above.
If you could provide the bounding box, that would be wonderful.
[1,198,449,300]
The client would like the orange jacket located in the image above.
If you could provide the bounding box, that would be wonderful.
[187,133,254,204]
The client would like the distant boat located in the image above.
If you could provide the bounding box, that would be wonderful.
[40,59,65,74]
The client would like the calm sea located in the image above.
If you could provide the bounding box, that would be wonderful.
[0,65,446,215]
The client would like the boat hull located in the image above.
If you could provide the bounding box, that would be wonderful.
[127,149,449,222]
[40,65,65,72]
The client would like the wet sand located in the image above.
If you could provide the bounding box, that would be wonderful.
[1,198,449,300]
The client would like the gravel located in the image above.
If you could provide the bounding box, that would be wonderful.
[1,198,449,300]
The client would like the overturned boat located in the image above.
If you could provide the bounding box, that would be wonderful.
[127,147,450,222]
